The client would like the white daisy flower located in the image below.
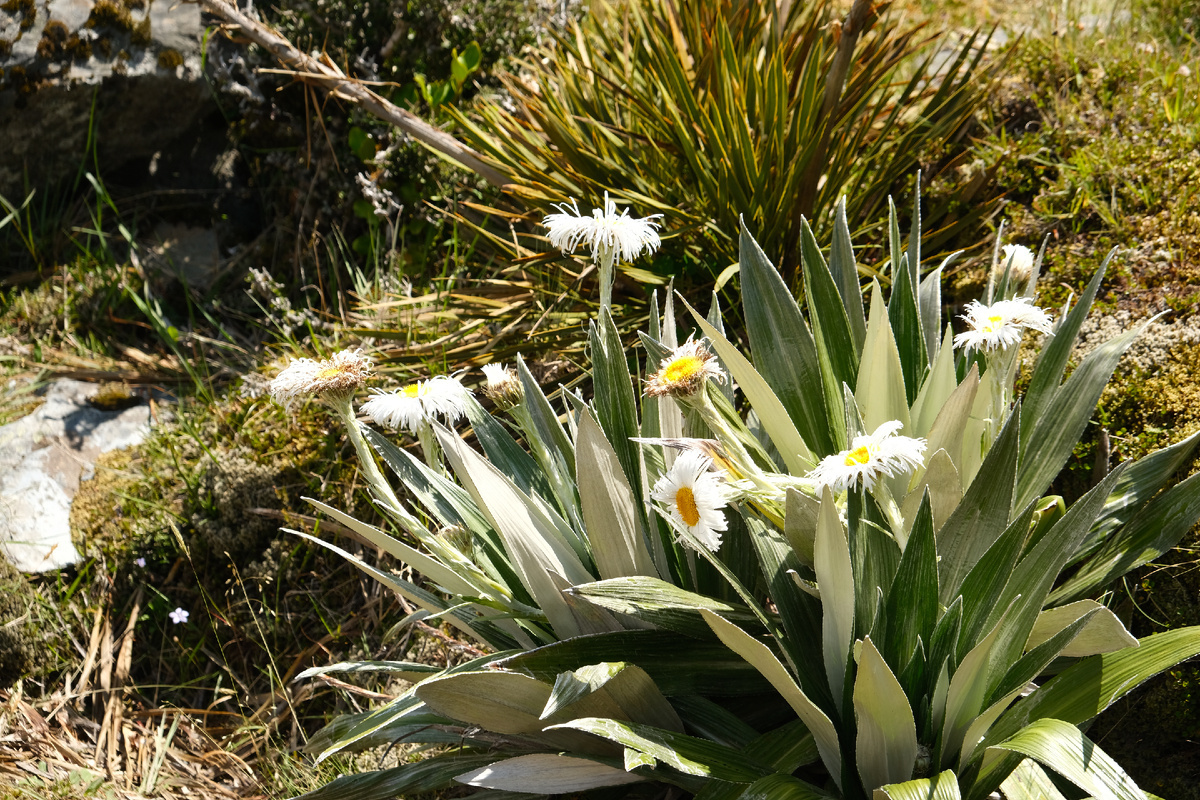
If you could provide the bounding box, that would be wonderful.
[651,450,733,552]
[269,349,372,410]
[1000,244,1035,284]
[361,376,468,432]
[953,298,1053,353]
[480,362,523,409]
[645,338,726,398]
[543,193,663,273]
[807,421,927,494]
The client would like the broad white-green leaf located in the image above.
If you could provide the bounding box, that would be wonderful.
[1026,601,1137,658]
[1016,316,1158,510]
[739,219,835,456]
[290,753,500,800]
[830,197,868,350]
[785,488,819,566]
[455,754,645,792]
[700,609,842,788]
[435,424,593,639]
[1051,468,1200,605]
[999,759,1068,800]
[856,280,911,434]
[576,411,658,580]
[986,627,1200,749]
[901,449,962,534]
[909,327,956,438]
[570,576,756,639]
[302,497,479,598]
[815,486,854,711]
[919,263,950,365]
[589,307,644,495]
[874,770,961,800]
[941,601,1015,763]
[414,670,551,735]
[920,366,979,486]
[549,716,770,782]
[685,299,814,470]
[742,772,834,800]
[854,638,918,792]
[957,685,1025,770]
[982,719,1146,800]
[543,662,683,732]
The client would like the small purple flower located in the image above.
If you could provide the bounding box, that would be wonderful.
[169,607,189,625]
[135,558,146,568]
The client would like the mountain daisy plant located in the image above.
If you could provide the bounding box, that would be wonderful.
[270,187,1200,800]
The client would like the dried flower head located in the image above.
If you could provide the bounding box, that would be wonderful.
[361,376,468,432]
[808,421,927,494]
[481,363,524,410]
[954,298,1053,354]
[651,450,733,552]
[645,338,726,398]
[543,193,663,273]
[269,349,372,410]
[1000,244,1035,284]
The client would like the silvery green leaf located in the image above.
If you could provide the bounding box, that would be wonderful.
[883,493,938,674]
[983,627,1200,755]
[463,392,553,500]
[501,629,774,697]
[296,660,441,682]
[856,280,911,434]
[543,661,683,732]
[854,638,918,792]
[919,366,979,489]
[576,411,658,580]
[875,770,961,800]
[909,327,956,438]
[700,609,843,789]
[455,754,646,792]
[815,486,854,713]
[738,219,835,456]
[801,216,857,451]
[569,576,757,639]
[434,424,594,639]
[784,488,819,566]
[936,407,1020,605]
[940,600,1016,764]
[1025,600,1137,658]
[741,773,834,800]
[998,759,1068,800]
[684,298,814,470]
[981,719,1145,800]
[288,753,501,800]
[901,449,961,534]
[1051,467,1200,605]
[919,262,950,365]
[830,197,867,350]
[548,716,771,782]
[1016,316,1158,510]
[589,307,643,494]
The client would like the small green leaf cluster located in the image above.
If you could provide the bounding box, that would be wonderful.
[281,190,1200,800]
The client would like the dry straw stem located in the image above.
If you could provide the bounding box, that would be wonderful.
[197,0,509,187]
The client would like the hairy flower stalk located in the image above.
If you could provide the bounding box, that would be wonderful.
[268,350,405,513]
[543,193,662,310]
[361,376,469,471]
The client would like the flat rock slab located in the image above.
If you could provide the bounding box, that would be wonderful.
[0,379,150,573]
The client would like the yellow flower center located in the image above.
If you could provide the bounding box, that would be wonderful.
[844,445,872,467]
[675,486,701,527]
[315,367,342,379]
[982,313,1005,333]
[663,355,704,386]
[401,384,422,398]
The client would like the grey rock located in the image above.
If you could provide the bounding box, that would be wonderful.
[0,379,151,573]
[0,0,212,199]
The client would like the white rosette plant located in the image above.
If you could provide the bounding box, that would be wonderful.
[272,189,1200,800]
